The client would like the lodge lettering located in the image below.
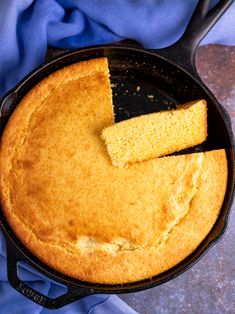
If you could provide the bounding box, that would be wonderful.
[17,283,46,305]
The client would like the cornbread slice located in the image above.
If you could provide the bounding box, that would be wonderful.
[101,100,207,167]
[0,58,227,285]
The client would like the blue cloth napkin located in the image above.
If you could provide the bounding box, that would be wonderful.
[0,0,235,98]
[0,1,234,313]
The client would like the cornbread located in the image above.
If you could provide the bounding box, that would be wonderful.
[101,100,207,167]
[0,58,227,284]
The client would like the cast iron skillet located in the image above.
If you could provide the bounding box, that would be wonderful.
[0,0,234,309]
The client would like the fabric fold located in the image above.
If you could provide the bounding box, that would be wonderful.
[0,0,234,97]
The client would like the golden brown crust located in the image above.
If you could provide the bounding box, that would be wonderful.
[0,58,228,284]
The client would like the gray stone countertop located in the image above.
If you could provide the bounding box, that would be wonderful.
[47,45,235,314]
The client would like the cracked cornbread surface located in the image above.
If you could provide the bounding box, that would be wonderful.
[0,58,228,284]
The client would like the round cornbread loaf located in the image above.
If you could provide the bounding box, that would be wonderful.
[0,58,228,284]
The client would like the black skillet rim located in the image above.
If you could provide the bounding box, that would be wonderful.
[0,45,234,296]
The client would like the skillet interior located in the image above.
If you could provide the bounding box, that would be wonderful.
[0,46,234,293]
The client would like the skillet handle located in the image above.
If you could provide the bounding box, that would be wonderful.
[6,240,93,309]
[154,0,234,76]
